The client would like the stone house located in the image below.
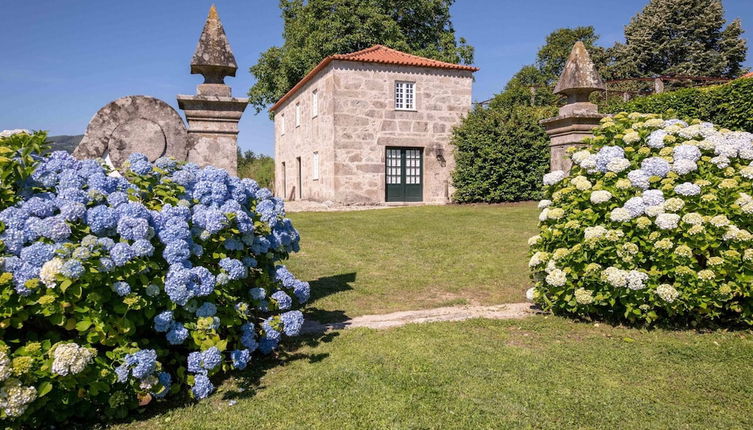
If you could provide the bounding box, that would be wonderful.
[271,45,477,204]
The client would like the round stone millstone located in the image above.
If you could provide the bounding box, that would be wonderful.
[74,96,189,168]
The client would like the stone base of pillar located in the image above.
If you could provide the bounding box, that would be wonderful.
[177,94,248,175]
[540,112,607,173]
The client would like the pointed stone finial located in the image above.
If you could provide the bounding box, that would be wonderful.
[191,5,238,83]
[553,41,605,102]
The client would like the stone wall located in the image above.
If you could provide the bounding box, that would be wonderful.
[274,61,473,204]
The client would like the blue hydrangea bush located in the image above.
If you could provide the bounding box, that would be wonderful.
[529,113,753,326]
[0,132,310,425]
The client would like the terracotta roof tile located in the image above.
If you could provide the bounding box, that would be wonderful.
[270,45,478,112]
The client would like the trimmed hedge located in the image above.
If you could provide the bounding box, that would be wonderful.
[451,105,557,203]
[605,78,753,133]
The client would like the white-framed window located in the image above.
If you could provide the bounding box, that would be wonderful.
[312,151,319,180]
[280,113,286,135]
[395,81,415,110]
[295,103,301,127]
[311,90,319,118]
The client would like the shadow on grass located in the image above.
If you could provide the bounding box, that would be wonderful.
[304,272,356,324]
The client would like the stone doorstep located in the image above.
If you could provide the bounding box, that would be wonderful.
[301,302,539,333]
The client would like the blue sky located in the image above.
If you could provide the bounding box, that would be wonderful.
[2,0,752,156]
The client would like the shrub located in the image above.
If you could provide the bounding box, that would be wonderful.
[528,113,753,326]
[451,105,556,203]
[604,78,753,133]
[237,150,274,190]
[0,131,310,425]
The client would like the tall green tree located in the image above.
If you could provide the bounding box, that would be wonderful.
[490,26,604,110]
[248,0,473,112]
[607,0,747,79]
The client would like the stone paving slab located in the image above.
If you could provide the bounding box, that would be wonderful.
[301,302,538,333]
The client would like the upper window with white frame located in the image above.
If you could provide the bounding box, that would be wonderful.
[280,113,286,135]
[295,103,301,127]
[311,90,319,118]
[395,81,415,110]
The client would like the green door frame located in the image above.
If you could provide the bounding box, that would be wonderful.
[385,147,423,202]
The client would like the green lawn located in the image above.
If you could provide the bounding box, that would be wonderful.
[119,316,753,430]
[115,204,753,429]
[285,203,539,321]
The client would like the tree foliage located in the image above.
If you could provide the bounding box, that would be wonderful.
[248,0,474,112]
[606,0,747,79]
[238,150,275,190]
[450,105,556,203]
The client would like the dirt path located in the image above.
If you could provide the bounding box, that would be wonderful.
[301,302,538,333]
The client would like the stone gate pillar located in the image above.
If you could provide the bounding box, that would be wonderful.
[177,5,247,175]
[541,41,607,173]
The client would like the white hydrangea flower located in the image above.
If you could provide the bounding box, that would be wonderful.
[595,146,626,172]
[674,182,701,196]
[623,131,641,144]
[570,175,592,191]
[528,252,548,267]
[626,270,648,290]
[623,197,646,219]
[51,343,95,376]
[571,150,592,165]
[642,189,664,207]
[656,284,679,303]
[538,208,549,222]
[641,157,671,178]
[590,190,612,204]
[606,157,631,173]
[0,379,37,417]
[644,118,664,128]
[543,170,566,186]
[644,205,665,217]
[739,146,753,160]
[574,288,594,305]
[627,169,650,189]
[546,208,564,220]
[710,156,730,169]
[584,226,608,241]
[710,215,730,227]
[736,193,753,214]
[715,143,738,158]
[647,129,667,148]
[671,159,697,175]
[525,287,536,301]
[0,353,10,382]
[673,144,701,162]
[545,268,567,287]
[655,213,680,230]
[663,198,685,212]
[527,235,542,246]
[603,267,628,288]
[610,208,631,222]
[40,257,64,288]
[740,166,753,179]
[682,213,704,225]
[537,199,552,209]
[581,154,598,171]
[0,129,31,138]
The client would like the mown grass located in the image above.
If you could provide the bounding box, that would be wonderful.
[285,203,539,321]
[117,316,753,430]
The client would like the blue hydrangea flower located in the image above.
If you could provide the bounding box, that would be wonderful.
[86,205,117,235]
[117,216,150,241]
[261,318,281,341]
[107,191,129,207]
[153,311,174,332]
[130,160,153,175]
[166,323,189,345]
[22,196,56,218]
[242,257,257,268]
[641,157,671,178]
[190,266,215,296]
[281,310,304,336]
[595,146,625,172]
[153,371,172,398]
[131,239,155,257]
[219,258,246,280]
[60,259,84,279]
[192,374,214,399]
[195,302,217,317]
[163,240,190,265]
[258,337,279,355]
[20,242,56,267]
[59,202,86,222]
[119,349,158,381]
[223,238,243,251]
[112,281,131,296]
[240,323,258,351]
[230,349,250,370]
[249,287,266,301]
[187,347,222,374]
[98,258,115,272]
[293,280,311,303]
[271,291,292,310]
[111,242,135,267]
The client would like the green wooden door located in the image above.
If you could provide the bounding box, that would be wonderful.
[386,147,423,202]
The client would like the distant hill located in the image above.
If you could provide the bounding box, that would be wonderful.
[47,135,83,153]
